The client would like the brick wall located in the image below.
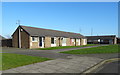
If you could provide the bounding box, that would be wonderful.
[81,38,87,45]
[12,28,19,48]
[21,29,30,48]
[44,36,51,48]
[56,37,60,47]
[70,39,75,46]
[66,38,70,46]
[30,37,39,48]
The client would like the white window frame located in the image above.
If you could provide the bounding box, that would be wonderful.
[76,39,79,42]
[32,36,38,42]
[51,37,56,47]
[78,39,80,45]
[62,38,66,46]
[39,37,44,48]
[83,39,87,45]
[71,39,74,42]
[51,37,56,44]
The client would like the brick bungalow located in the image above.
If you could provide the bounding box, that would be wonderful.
[12,25,87,49]
[86,35,117,44]
[0,35,6,47]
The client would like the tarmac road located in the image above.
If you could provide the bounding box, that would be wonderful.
[94,60,119,74]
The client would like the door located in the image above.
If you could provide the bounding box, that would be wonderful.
[39,37,42,46]
[62,38,66,46]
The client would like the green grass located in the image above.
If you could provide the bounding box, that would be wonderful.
[60,45,119,54]
[34,44,98,50]
[1,53,51,70]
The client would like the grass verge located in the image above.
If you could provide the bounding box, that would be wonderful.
[34,44,99,50]
[60,45,119,54]
[1,53,51,70]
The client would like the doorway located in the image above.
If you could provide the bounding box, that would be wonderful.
[39,37,44,48]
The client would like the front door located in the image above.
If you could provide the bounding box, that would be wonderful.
[62,38,66,46]
[39,37,44,48]
[39,37,42,47]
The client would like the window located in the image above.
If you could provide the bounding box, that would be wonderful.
[21,29,23,32]
[62,38,66,44]
[51,38,54,44]
[72,39,74,42]
[76,39,79,42]
[88,40,92,42]
[32,37,38,42]
[101,40,103,42]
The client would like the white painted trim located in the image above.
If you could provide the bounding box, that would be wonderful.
[51,44,56,47]
[62,38,66,46]
[78,39,80,45]
[83,39,87,45]
[32,36,38,42]
[19,27,21,48]
[51,37,56,47]
[41,37,44,48]
[38,37,45,48]
[30,42,32,46]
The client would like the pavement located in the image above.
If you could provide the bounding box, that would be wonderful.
[3,56,103,73]
[1,45,119,73]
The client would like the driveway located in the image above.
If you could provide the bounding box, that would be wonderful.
[2,47,72,59]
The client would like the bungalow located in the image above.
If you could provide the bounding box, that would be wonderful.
[86,35,117,44]
[12,25,87,49]
[0,35,6,47]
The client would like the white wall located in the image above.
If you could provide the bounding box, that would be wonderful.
[62,38,66,46]
[83,38,87,45]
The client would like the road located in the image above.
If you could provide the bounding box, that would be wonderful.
[1,45,119,59]
[94,61,119,74]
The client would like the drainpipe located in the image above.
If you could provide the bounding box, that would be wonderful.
[19,27,21,48]
[75,39,76,46]
[59,37,61,46]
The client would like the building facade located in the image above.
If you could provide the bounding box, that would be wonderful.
[86,35,117,44]
[0,35,6,47]
[12,25,87,49]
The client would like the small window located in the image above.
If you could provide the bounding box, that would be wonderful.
[32,37,38,42]
[62,38,66,44]
[76,39,79,42]
[88,40,92,42]
[21,29,23,32]
[51,38,54,44]
[72,39,74,42]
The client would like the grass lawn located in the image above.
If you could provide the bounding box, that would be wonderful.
[60,45,119,54]
[0,53,51,70]
[34,44,99,50]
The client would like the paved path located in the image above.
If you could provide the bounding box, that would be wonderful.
[3,56,103,73]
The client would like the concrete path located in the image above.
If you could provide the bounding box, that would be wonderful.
[3,56,103,73]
